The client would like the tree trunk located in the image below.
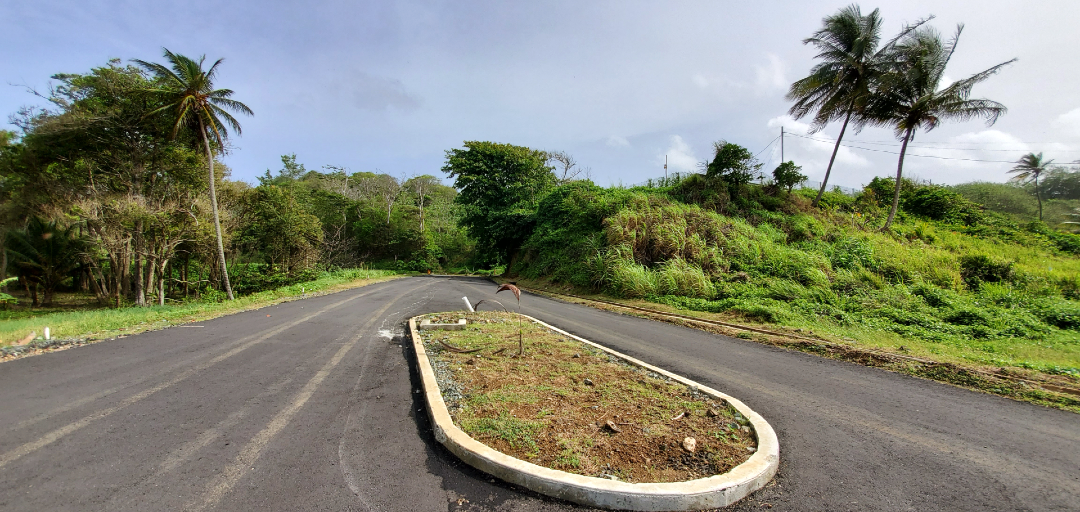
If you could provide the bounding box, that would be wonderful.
[813,109,853,207]
[135,220,145,306]
[201,117,235,300]
[159,259,168,306]
[144,256,157,307]
[182,254,189,299]
[1035,175,1043,222]
[26,279,39,308]
[0,235,6,292]
[883,126,914,231]
[86,258,109,305]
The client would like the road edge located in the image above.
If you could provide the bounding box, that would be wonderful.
[409,314,779,511]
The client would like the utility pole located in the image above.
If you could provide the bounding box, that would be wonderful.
[664,155,668,179]
[781,126,784,163]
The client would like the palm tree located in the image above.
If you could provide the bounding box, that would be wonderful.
[5,218,85,307]
[787,5,929,207]
[1008,152,1053,221]
[868,25,1014,230]
[134,49,253,300]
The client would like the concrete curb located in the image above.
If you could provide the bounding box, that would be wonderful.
[409,314,779,511]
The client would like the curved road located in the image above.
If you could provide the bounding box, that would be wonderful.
[0,276,1076,511]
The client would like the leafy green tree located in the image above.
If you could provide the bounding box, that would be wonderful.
[1040,166,1080,200]
[260,154,308,185]
[5,61,208,306]
[788,6,928,206]
[772,161,807,192]
[704,141,761,191]
[237,185,323,275]
[868,25,1014,230]
[443,141,554,265]
[134,49,254,300]
[1008,153,1054,221]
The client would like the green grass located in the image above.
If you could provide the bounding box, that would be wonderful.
[514,183,1080,381]
[0,268,401,349]
[458,413,545,456]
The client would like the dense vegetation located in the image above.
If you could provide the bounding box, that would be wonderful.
[511,175,1079,372]
[0,58,470,315]
[3,5,1079,382]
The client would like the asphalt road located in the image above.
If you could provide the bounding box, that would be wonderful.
[0,276,1076,511]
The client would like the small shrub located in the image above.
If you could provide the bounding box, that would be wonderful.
[904,186,984,226]
[1036,301,1080,330]
[944,308,991,326]
[912,283,958,309]
[829,237,875,270]
[959,255,1014,289]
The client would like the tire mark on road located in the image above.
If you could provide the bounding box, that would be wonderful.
[336,283,455,511]
[188,279,433,511]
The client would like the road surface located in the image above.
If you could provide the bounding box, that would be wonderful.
[0,276,1076,511]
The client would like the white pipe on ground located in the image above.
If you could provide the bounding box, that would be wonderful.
[462,297,475,312]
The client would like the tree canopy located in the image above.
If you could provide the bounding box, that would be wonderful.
[443,141,555,265]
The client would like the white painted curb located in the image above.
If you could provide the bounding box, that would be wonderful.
[409,314,779,511]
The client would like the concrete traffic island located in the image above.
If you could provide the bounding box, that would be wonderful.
[409,313,779,511]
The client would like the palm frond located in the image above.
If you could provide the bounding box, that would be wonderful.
[210,95,254,117]
[210,105,243,136]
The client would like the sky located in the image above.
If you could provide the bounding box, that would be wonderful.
[4,0,1080,189]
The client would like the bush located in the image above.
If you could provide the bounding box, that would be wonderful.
[829,237,875,270]
[904,187,985,226]
[229,263,320,295]
[1036,301,1080,330]
[959,255,1014,289]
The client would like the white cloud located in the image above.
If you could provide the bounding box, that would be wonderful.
[606,135,630,148]
[692,74,709,89]
[1055,107,1080,139]
[938,75,955,91]
[660,135,700,173]
[754,53,787,92]
[767,114,811,135]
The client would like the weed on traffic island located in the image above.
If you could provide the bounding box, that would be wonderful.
[419,311,757,483]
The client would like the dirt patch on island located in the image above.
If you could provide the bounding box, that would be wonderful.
[418,311,756,483]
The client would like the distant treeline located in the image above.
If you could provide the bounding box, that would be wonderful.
[0,60,470,307]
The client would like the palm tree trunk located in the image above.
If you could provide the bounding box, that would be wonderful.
[159,260,168,306]
[813,109,853,207]
[200,117,235,301]
[0,235,6,293]
[883,126,914,230]
[1035,175,1043,222]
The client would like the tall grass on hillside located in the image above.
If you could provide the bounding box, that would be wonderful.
[517,184,1080,375]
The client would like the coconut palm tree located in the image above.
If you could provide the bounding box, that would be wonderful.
[1008,152,1053,221]
[868,25,1014,230]
[787,5,929,207]
[134,49,253,300]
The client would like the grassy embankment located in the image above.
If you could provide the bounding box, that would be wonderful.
[0,268,401,351]
[513,182,1080,384]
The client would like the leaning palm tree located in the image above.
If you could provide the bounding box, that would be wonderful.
[1008,152,1053,221]
[134,49,253,300]
[787,5,929,207]
[868,25,1015,230]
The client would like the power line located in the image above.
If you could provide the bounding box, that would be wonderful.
[792,133,1080,152]
[754,135,780,159]
[788,133,1029,163]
